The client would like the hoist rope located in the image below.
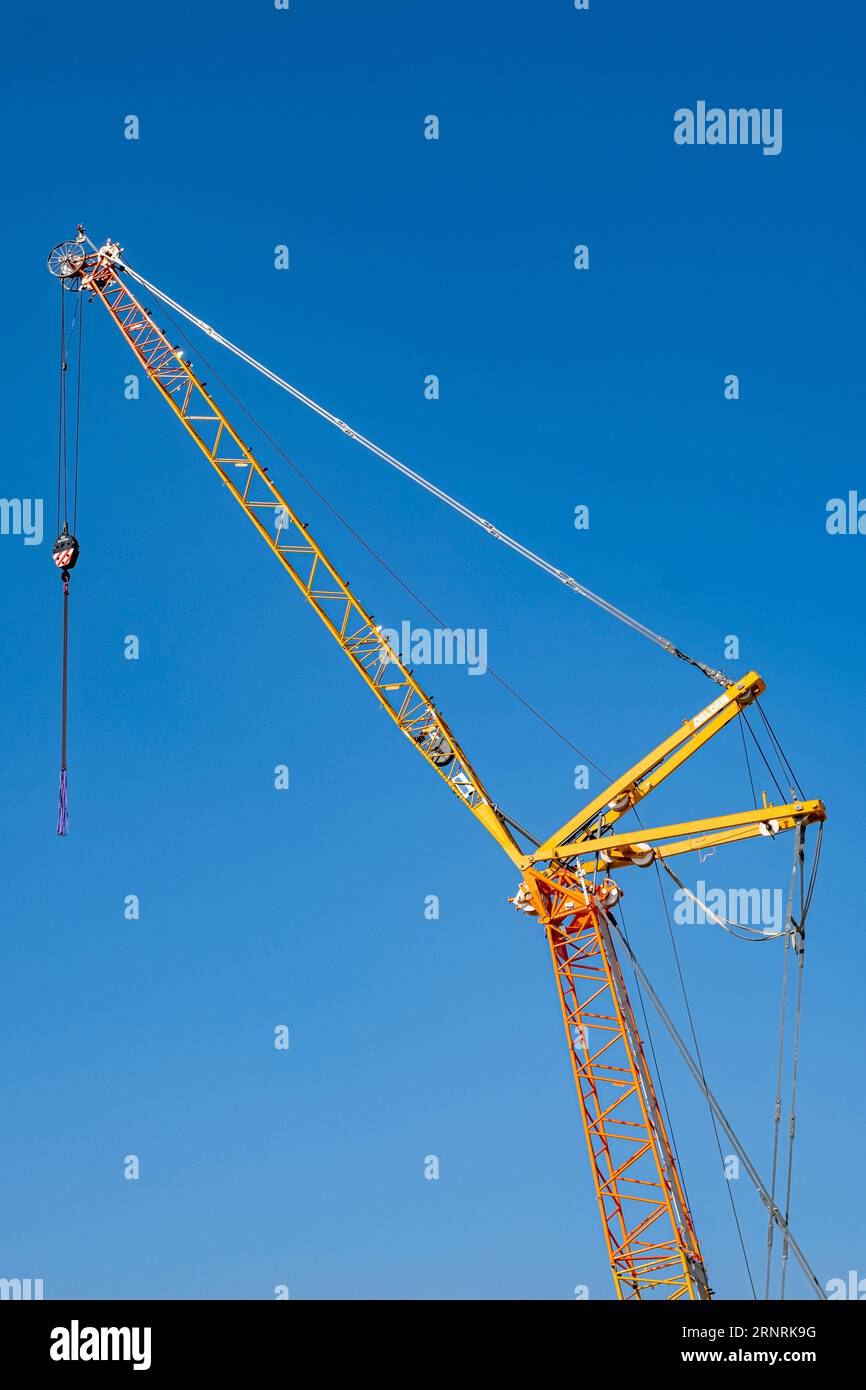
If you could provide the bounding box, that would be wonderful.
[739,711,759,809]
[56,286,66,530]
[767,825,822,1298]
[780,904,806,1300]
[56,289,82,529]
[764,828,799,1299]
[649,854,759,1295]
[755,701,805,801]
[72,294,83,531]
[116,256,731,689]
[656,819,821,1296]
[780,822,822,1297]
[741,710,788,802]
[57,576,70,837]
[54,285,84,837]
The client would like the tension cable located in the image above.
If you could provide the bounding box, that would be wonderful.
[53,280,84,835]
[601,896,827,1299]
[111,250,731,689]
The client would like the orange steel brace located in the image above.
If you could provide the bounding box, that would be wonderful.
[522,866,711,1300]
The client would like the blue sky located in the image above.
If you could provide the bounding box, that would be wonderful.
[1,0,863,1299]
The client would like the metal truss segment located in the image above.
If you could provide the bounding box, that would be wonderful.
[80,252,524,869]
[518,864,712,1301]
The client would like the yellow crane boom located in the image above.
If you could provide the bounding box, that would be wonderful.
[76,239,523,868]
[53,233,826,1301]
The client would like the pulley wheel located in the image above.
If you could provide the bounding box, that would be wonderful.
[47,241,87,289]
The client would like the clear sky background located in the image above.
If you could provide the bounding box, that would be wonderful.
[1,1,863,1300]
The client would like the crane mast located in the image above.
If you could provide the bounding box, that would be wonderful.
[53,234,825,1301]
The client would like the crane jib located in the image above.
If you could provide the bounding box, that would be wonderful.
[46,230,827,1302]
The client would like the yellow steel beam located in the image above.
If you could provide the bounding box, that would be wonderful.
[572,799,826,873]
[529,672,766,867]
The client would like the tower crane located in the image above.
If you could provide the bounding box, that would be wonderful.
[47,230,826,1302]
